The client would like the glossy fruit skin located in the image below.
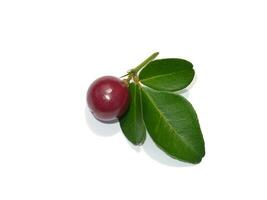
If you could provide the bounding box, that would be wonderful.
[87,76,129,122]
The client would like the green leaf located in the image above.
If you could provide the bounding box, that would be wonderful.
[141,86,205,164]
[139,58,195,91]
[119,83,146,145]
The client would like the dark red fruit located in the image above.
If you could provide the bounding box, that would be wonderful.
[87,76,129,122]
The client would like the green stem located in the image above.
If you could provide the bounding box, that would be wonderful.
[131,52,159,74]
[120,74,129,78]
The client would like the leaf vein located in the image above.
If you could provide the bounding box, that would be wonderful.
[142,89,200,156]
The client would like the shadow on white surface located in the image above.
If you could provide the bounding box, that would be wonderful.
[174,73,197,98]
[142,134,193,167]
[177,88,189,98]
[85,107,120,137]
[126,140,142,152]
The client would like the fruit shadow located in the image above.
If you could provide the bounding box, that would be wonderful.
[85,107,120,137]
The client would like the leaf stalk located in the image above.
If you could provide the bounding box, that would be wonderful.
[131,52,159,74]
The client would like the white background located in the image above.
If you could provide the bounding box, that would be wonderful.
[0,0,266,199]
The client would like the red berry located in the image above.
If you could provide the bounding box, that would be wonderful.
[87,76,129,122]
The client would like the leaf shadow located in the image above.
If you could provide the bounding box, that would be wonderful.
[174,73,197,98]
[127,140,142,152]
[85,107,120,137]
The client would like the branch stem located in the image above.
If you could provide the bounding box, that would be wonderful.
[131,52,159,74]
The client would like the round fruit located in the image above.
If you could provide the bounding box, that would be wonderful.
[87,76,129,122]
